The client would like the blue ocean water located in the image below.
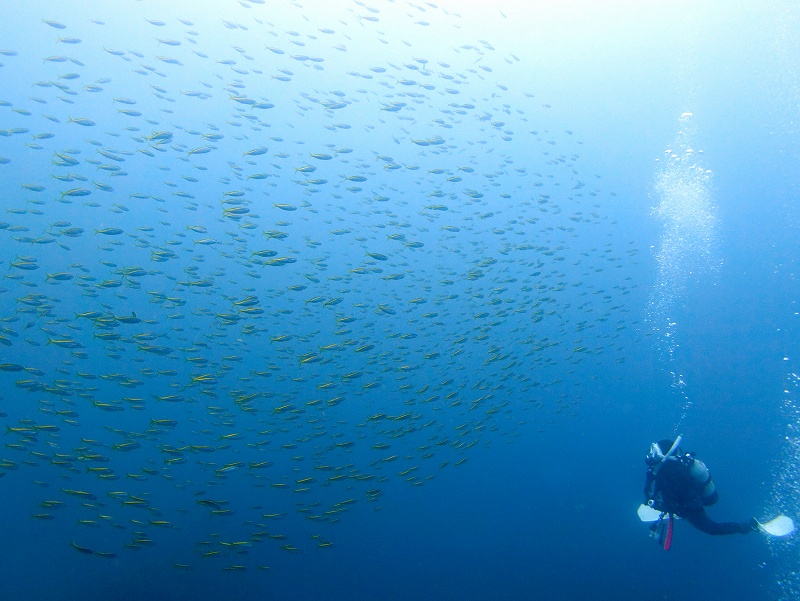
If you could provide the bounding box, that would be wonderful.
[1,1,799,600]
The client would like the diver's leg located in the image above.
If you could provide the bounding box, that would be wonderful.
[684,509,753,535]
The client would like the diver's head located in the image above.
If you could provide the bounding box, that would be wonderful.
[646,438,681,467]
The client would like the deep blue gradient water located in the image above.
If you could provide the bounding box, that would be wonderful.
[1,1,799,600]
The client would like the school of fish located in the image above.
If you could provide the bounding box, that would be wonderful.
[0,0,639,571]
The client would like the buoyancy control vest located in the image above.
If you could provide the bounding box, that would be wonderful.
[645,452,718,514]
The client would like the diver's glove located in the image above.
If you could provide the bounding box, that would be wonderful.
[740,518,759,533]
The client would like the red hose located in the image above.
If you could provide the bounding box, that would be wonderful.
[664,514,674,550]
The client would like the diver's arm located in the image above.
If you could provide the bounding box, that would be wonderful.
[643,470,655,501]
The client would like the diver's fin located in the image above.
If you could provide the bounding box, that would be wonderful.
[757,515,795,537]
[638,504,680,522]
[637,504,662,522]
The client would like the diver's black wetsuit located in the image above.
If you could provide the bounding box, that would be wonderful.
[682,508,753,535]
[644,457,755,535]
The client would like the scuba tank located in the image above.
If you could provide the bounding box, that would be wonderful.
[686,457,718,506]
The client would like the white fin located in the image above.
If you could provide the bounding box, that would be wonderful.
[758,515,795,537]
[638,504,673,522]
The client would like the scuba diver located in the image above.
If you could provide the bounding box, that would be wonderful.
[642,436,758,543]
